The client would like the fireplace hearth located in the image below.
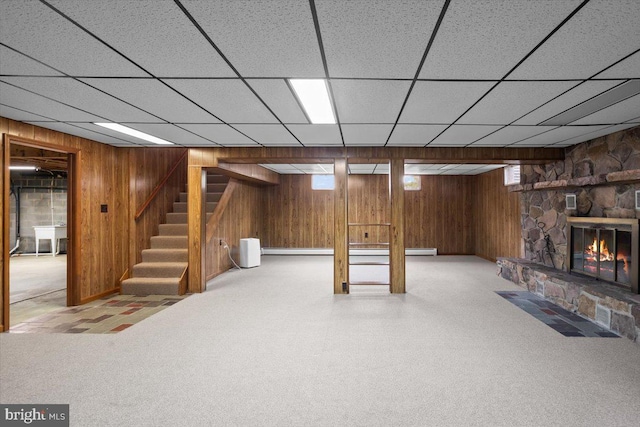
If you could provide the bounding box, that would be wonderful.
[567,217,639,293]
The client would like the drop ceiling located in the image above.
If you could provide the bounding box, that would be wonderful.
[0,0,638,149]
[260,163,505,176]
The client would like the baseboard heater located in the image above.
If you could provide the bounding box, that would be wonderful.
[261,248,437,256]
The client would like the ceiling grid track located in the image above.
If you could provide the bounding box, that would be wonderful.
[424,0,593,147]
[383,0,451,147]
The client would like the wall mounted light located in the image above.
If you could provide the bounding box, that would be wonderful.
[9,165,37,170]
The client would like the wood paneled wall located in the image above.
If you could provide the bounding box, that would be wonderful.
[404,175,475,254]
[347,174,390,246]
[473,168,521,261]
[128,148,187,268]
[262,174,480,255]
[262,174,334,248]
[1,117,129,306]
[206,179,263,280]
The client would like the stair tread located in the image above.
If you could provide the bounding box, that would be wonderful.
[122,277,181,284]
[133,262,188,267]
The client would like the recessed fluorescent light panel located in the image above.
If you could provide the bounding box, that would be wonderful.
[94,123,174,145]
[289,79,336,124]
[540,80,640,126]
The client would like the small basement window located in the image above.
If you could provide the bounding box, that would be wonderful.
[403,175,421,191]
[312,174,335,190]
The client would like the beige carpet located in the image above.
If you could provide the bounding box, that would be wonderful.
[1,255,639,426]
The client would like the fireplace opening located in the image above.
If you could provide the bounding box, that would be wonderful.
[567,218,639,293]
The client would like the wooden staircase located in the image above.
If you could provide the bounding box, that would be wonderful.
[121,173,229,296]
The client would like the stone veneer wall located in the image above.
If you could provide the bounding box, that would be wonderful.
[520,127,640,270]
[498,258,640,343]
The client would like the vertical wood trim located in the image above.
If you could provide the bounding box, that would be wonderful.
[127,148,137,281]
[188,166,205,293]
[334,158,348,294]
[390,158,405,293]
[67,151,81,305]
[1,136,10,330]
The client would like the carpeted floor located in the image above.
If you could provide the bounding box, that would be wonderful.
[1,255,639,426]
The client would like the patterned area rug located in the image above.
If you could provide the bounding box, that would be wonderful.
[496,291,619,338]
[9,294,188,334]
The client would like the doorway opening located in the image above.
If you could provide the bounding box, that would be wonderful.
[2,135,79,331]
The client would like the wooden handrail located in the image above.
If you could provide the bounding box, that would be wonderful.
[206,179,239,243]
[134,149,188,220]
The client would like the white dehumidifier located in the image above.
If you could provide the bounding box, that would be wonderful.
[239,238,260,268]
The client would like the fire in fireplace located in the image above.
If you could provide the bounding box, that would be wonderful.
[567,217,639,293]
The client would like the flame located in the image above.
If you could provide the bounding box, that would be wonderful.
[585,236,629,276]
[586,237,613,261]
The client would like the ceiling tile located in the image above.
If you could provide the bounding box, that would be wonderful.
[420,0,581,79]
[181,0,324,77]
[80,78,219,123]
[0,45,63,76]
[246,80,307,123]
[458,81,575,125]
[233,124,300,145]
[470,125,556,146]
[387,125,449,145]
[509,0,640,79]
[47,0,234,78]
[429,125,503,146]
[341,124,394,146]
[570,93,640,125]
[291,164,334,174]
[316,0,445,78]
[287,124,342,145]
[0,0,147,77]
[551,123,640,146]
[263,164,305,174]
[123,124,218,146]
[0,81,104,122]
[400,81,495,123]
[72,123,162,146]
[40,122,141,146]
[509,125,609,146]
[163,79,277,124]
[514,80,623,125]
[331,80,411,123]
[0,105,55,122]
[596,51,640,79]
[178,124,256,145]
[2,77,162,123]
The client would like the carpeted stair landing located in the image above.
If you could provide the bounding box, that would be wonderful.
[121,174,228,296]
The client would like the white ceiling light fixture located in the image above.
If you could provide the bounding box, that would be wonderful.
[94,123,174,145]
[288,79,336,124]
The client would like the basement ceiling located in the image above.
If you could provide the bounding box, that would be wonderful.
[260,163,506,175]
[1,0,639,148]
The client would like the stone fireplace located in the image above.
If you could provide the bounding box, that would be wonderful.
[567,217,639,293]
[497,126,640,343]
